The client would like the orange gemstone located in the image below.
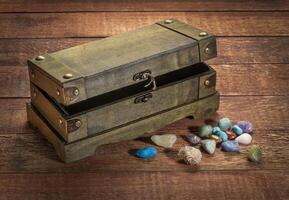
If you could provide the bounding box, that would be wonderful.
[225,131,237,140]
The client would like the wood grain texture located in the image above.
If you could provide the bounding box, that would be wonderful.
[0,171,288,200]
[0,12,288,38]
[0,128,288,172]
[1,0,289,12]
[1,64,289,98]
[1,37,288,67]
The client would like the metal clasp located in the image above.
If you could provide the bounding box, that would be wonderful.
[134,93,153,104]
[133,70,157,90]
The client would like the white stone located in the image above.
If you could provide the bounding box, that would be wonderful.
[151,134,177,148]
[235,133,252,145]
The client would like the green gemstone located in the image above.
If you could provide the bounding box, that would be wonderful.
[247,145,262,162]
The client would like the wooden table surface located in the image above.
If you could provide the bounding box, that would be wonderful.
[0,1,289,199]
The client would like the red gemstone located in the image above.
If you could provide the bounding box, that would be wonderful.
[226,131,237,140]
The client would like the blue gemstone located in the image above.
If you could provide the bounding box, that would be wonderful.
[218,118,232,131]
[221,140,240,152]
[232,125,243,135]
[212,127,221,134]
[213,130,228,142]
[135,146,158,159]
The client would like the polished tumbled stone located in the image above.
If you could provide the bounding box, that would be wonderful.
[198,125,213,138]
[235,133,252,145]
[151,134,177,148]
[231,125,243,136]
[221,140,240,152]
[247,145,262,162]
[201,139,216,155]
[218,118,232,131]
[237,121,253,133]
[186,133,201,145]
[135,146,158,159]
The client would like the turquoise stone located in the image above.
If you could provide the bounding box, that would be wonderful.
[218,118,232,131]
[232,125,243,135]
[135,146,157,159]
[212,127,221,134]
[213,129,228,142]
[198,125,213,138]
[201,139,216,155]
[221,140,240,152]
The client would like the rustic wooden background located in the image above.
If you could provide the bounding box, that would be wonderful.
[0,0,289,199]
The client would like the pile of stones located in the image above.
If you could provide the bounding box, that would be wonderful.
[135,117,262,165]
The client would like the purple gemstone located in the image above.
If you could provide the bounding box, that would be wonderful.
[186,133,201,145]
[237,121,253,133]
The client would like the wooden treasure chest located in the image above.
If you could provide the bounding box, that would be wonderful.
[26,19,219,162]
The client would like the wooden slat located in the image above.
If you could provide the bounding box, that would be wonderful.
[0,12,288,38]
[1,64,289,98]
[1,96,288,135]
[1,0,289,12]
[0,66,29,97]
[1,37,289,67]
[0,129,288,172]
[0,171,288,200]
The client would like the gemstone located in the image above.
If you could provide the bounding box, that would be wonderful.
[225,131,237,140]
[237,121,253,133]
[209,134,222,144]
[135,146,158,159]
[198,125,213,138]
[213,129,228,142]
[247,145,262,162]
[178,146,202,165]
[235,133,252,145]
[212,126,221,134]
[186,133,201,145]
[221,140,240,152]
[218,118,232,131]
[201,139,216,155]
[151,134,177,148]
[231,125,243,136]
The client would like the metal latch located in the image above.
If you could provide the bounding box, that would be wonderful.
[133,70,157,90]
[134,93,153,104]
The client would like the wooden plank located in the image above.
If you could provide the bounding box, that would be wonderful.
[0,66,29,97]
[0,171,288,200]
[0,128,288,172]
[1,96,289,135]
[1,0,289,12]
[1,37,288,67]
[0,12,288,38]
[1,64,288,98]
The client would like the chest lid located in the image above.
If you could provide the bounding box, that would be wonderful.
[28,19,217,106]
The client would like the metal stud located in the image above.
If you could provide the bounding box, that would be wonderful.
[63,73,73,79]
[35,56,45,61]
[205,47,210,54]
[59,119,63,125]
[31,71,35,79]
[73,88,79,96]
[199,32,208,37]
[75,120,82,128]
[164,19,173,24]
[56,89,60,96]
[204,79,210,87]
